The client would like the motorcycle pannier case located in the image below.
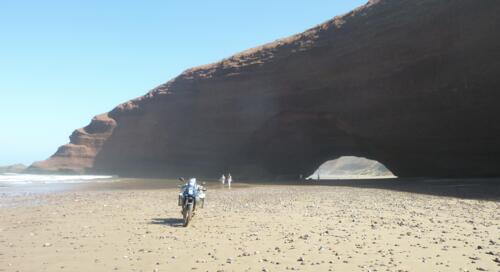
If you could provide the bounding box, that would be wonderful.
[178,194,183,206]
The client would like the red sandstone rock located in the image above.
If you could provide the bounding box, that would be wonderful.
[31,0,500,178]
[30,114,115,173]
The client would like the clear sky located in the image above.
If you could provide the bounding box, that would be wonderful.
[0,0,367,166]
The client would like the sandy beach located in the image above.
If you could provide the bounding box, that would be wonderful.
[0,179,499,272]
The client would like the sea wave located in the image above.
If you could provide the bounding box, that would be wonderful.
[0,173,114,186]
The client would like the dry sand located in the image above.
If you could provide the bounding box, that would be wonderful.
[0,181,499,272]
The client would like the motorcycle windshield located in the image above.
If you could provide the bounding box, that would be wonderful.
[184,184,196,196]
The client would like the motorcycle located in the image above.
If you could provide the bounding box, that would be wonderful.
[178,178,206,227]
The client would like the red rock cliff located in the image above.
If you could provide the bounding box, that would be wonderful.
[31,0,500,178]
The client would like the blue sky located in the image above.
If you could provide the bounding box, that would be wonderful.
[0,0,366,166]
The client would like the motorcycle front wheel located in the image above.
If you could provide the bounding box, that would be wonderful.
[183,204,193,227]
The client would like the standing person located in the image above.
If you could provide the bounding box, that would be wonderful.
[227,173,232,187]
[220,174,226,185]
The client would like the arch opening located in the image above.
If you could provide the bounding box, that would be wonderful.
[307,156,397,180]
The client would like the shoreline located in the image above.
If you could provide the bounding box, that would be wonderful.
[1,176,499,202]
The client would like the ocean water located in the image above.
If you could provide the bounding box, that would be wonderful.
[0,174,115,201]
[0,173,114,186]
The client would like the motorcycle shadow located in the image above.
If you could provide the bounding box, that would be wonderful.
[149,218,184,227]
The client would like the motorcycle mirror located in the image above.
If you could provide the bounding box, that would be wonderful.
[178,177,185,182]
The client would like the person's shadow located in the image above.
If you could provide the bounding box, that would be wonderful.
[150,218,184,227]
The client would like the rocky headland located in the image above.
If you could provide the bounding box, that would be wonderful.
[0,164,27,173]
[31,0,500,179]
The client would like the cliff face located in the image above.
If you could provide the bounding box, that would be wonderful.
[31,114,116,173]
[31,0,500,178]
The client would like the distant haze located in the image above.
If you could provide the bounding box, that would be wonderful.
[309,156,396,180]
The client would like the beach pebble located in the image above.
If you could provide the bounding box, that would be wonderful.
[2,182,499,272]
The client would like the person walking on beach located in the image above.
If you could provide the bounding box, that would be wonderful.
[227,173,232,187]
[220,174,226,185]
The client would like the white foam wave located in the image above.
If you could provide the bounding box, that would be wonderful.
[0,173,114,186]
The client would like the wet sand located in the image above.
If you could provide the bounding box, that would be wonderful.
[0,179,499,271]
